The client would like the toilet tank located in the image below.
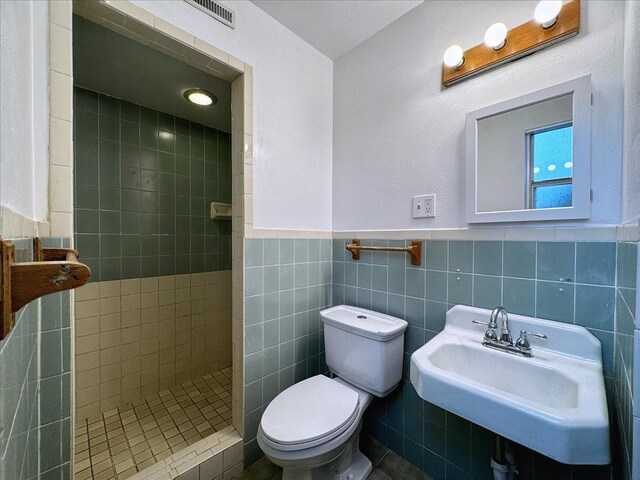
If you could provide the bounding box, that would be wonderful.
[321,305,408,397]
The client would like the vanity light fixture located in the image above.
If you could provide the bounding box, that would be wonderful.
[535,1,563,29]
[441,0,579,87]
[443,45,465,69]
[484,23,508,50]
[183,88,218,106]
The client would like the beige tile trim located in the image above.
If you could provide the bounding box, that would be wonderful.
[0,206,50,240]
[129,426,242,480]
[48,0,74,237]
[332,225,619,242]
[248,228,333,239]
[618,218,640,242]
[248,226,619,242]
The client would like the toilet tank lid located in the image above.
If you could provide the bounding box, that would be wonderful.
[320,306,408,341]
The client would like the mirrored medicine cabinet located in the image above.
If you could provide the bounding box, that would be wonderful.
[466,75,591,223]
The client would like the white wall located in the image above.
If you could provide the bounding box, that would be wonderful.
[333,0,624,230]
[623,0,640,224]
[133,0,334,231]
[0,0,49,221]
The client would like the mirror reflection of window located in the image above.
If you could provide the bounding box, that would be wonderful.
[527,124,573,209]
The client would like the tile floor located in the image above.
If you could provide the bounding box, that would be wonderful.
[239,435,433,480]
[74,368,233,479]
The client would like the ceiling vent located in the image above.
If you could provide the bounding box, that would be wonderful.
[184,0,235,29]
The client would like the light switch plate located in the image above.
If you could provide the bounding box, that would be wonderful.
[413,194,436,218]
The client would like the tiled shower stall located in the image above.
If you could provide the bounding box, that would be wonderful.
[72,87,235,477]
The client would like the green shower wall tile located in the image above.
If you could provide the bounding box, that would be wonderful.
[120,100,139,122]
[99,94,120,117]
[99,187,120,211]
[73,87,231,281]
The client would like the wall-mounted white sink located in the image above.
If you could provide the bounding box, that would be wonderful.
[410,305,610,465]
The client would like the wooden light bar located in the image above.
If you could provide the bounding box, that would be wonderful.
[442,0,580,87]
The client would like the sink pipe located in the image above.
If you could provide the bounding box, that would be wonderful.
[491,435,518,480]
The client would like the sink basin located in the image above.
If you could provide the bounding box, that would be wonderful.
[410,305,610,465]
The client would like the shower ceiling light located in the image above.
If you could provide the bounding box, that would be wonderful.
[183,89,218,106]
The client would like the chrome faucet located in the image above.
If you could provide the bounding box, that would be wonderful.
[472,306,547,357]
[491,306,512,345]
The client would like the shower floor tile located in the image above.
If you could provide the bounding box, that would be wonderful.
[74,367,233,479]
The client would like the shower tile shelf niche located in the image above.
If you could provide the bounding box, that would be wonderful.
[0,237,91,339]
[211,201,232,220]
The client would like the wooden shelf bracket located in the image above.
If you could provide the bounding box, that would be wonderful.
[0,238,92,339]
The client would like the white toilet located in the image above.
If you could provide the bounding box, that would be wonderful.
[257,305,408,480]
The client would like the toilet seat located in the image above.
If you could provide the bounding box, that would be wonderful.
[260,375,360,451]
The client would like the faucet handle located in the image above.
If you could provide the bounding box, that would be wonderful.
[515,330,547,351]
[472,320,498,341]
[473,317,498,328]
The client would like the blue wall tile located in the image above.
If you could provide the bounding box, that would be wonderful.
[473,241,502,276]
[448,241,473,274]
[0,238,72,480]
[576,243,616,286]
[244,239,332,464]
[503,242,536,279]
[537,242,575,282]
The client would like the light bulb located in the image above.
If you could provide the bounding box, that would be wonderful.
[188,92,213,105]
[534,1,562,29]
[183,88,217,106]
[443,45,465,69]
[484,23,508,50]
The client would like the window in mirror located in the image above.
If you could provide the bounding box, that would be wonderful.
[528,124,573,209]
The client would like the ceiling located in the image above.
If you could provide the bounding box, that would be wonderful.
[73,15,231,132]
[250,0,423,60]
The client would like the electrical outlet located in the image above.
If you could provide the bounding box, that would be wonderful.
[424,194,436,217]
[412,194,436,218]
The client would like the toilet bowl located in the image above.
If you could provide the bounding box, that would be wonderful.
[257,375,373,480]
[256,306,408,480]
